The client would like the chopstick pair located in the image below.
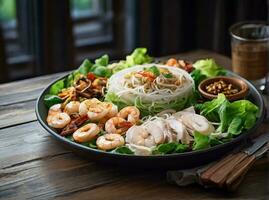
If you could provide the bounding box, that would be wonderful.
[199,142,269,190]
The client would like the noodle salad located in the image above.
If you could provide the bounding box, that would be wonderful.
[43,48,259,156]
[106,64,194,115]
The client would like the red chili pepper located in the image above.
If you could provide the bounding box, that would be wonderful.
[137,71,155,80]
[87,72,96,81]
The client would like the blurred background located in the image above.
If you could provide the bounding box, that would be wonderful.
[0,0,268,83]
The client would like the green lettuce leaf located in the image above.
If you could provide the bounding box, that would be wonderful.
[110,48,153,74]
[227,117,243,135]
[126,48,152,66]
[192,131,210,150]
[196,93,228,122]
[95,54,109,67]
[78,59,93,75]
[190,69,207,88]
[92,66,110,77]
[193,58,226,77]
[197,93,259,137]
[44,94,63,108]
[153,142,189,154]
[49,79,65,95]
[65,70,81,87]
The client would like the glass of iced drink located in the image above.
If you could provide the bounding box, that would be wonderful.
[230,21,269,91]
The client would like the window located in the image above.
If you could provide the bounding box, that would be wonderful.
[0,0,35,81]
[0,0,127,82]
[70,0,113,48]
[0,0,18,58]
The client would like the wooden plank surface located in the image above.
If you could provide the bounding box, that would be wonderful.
[0,100,36,128]
[0,72,68,106]
[0,50,268,200]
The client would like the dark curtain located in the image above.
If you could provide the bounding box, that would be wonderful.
[134,0,268,57]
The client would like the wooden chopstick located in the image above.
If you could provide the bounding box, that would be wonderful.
[200,153,235,183]
[209,152,248,187]
[225,155,256,185]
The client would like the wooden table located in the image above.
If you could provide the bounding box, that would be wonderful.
[1,50,268,200]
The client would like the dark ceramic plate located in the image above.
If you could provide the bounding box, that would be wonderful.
[36,71,265,169]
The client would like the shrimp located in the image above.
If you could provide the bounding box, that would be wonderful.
[105,117,133,135]
[64,101,80,115]
[79,99,108,121]
[47,104,71,129]
[117,106,140,124]
[125,123,165,148]
[96,133,124,150]
[166,58,179,67]
[73,123,100,143]
[103,102,118,118]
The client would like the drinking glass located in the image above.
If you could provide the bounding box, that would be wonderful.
[230,21,269,92]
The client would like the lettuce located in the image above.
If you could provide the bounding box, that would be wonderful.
[126,48,152,66]
[153,142,189,154]
[44,94,63,108]
[196,94,259,137]
[49,79,65,95]
[78,59,93,75]
[192,131,210,150]
[191,59,227,87]
[196,93,228,122]
[65,55,111,88]
[193,59,226,77]
[95,54,109,67]
[109,48,153,74]
[190,68,207,88]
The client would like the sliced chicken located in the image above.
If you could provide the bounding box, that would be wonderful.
[166,118,193,144]
[180,113,215,135]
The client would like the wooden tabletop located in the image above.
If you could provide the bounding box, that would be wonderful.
[0,50,268,200]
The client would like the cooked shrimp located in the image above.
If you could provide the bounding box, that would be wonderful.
[125,126,149,146]
[166,58,179,67]
[105,117,133,135]
[96,133,124,150]
[88,107,108,122]
[117,106,140,124]
[103,102,118,118]
[79,99,108,121]
[144,120,166,145]
[64,101,80,115]
[47,104,71,129]
[48,103,62,113]
[73,123,100,143]
[125,123,165,148]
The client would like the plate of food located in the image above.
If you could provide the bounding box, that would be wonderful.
[36,48,265,169]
